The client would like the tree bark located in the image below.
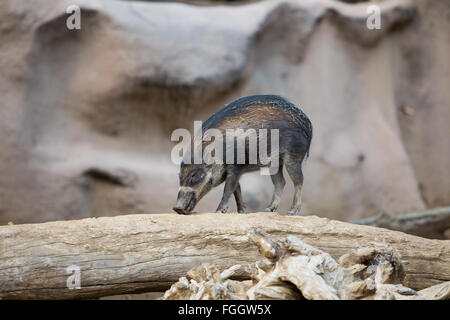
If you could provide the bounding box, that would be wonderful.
[1,212,449,299]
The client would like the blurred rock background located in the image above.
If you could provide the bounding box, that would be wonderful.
[0,0,448,224]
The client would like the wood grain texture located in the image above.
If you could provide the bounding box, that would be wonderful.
[1,212,449,299]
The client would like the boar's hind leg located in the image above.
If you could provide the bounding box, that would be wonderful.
[216,172,240,214]
[233,183,246,214]
[264,164,285,213]
[285,157,304,216]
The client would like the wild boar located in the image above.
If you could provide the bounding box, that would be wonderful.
[173,94,312,215]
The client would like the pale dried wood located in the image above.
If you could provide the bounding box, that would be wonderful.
[164,228,450,300]
[1,213,449,299]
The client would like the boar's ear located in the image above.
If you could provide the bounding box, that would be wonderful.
[204,162,215,170]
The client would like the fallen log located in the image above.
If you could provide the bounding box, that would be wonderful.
[353,206,450,239]
[1,213,449,299]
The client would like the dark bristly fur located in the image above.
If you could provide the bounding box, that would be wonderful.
[174,95,313,215]
[203,95,312,157]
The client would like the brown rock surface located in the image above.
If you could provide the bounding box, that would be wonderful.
[0,0,448,224]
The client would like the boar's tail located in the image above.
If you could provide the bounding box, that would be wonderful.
[304,119,313,159]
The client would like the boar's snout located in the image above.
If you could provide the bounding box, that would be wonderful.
[173,189,197,214]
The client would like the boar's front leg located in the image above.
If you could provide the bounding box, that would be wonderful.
[233,183,246,214]
[216,171,240,214]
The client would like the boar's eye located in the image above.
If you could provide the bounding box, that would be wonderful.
[189,171,203,184]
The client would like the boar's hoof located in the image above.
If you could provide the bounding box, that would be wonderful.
[173,207,189,215]
[216,205,228,213]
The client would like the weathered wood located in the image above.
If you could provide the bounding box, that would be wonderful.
[1,212,449,299]
[353,206,450,239]
[163,229,450,300]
